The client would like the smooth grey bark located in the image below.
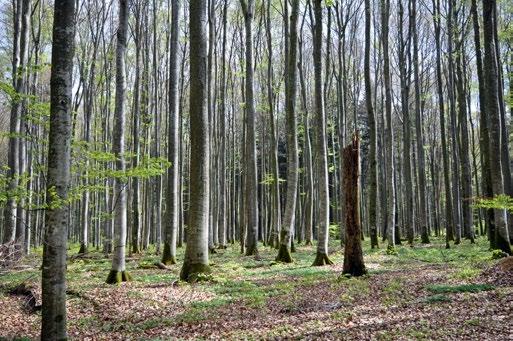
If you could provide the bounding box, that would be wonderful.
[207,0,216,252]
[14,0,30,248]
[240,0,259,256]
[276,0,299,263]
[131,1,143,255]
[471,0,492,243]
[398,1,413,245]
[106,0,132,284]
[432,0,454,246]
[180,0,211,281]
[381,0,395,248]
[411,0,429,244]
[217,0,228,249]
[41,0,76,338]
[493,9,513,246]
[4,0,30,244]
[162,0,180,265]
[298,25,313,246]
[312,0,332,266]
[151,0,163,255]
[79,14,101,255]
[265,0,281,249]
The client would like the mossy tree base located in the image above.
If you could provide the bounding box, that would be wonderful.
[161,243,176,265]
[245,246,259,257]
[161,256,176,266]
[312,252,334,266]
[180,262,211,282]
[275,244,293,263]
[105,270,132,284]
[496,234,512,255]
[78,243,88,254]
[370,233,379,249]
[342,266,367,277]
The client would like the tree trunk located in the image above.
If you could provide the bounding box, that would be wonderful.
[482,0,512,254]
[398,1,414,245]
[312,0,333,266]
[162,0,180,265]
[265,0,281,249]
[240,0,259,256]
[106,0,132,284]
[342,134,367,276]
[432,0,453,247]
[381,0,395,249]
[276,0,299,263]
[41,0,76,338]
[411,0,429,244]
[455,39,474,243]
[180,0,212,281]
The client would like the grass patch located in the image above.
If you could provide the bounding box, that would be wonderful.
[450,267,481,280]
[422,294,451,303]
[426,283,494,294]
[338,276,370,303]
[382,278,407,306]
[464,318,481,326]
[174,297,231,323]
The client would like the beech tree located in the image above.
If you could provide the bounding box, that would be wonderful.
[180,0,211,281]
[162,0,180,266]
[41,0,76,338]
[106,0,132,284]
[240,0,259,256]
[0,2,512,337]
[312,0,332,266]
[482,0,512,254]
[276,0,299,263]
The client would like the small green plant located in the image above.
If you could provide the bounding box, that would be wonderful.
[386,245,398,255]
[422,294,451,303]
[464,318,481,326]
[491,249,508,260]
[338,277,370,302]
[451,267,480,280]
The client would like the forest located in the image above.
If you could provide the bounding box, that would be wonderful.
[0,0,512,339]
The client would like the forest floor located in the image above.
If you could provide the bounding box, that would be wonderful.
[0,236,512,340]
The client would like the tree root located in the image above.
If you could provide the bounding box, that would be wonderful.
[312,252,334,266]
[105,270,132,284]
[180,262,211,282]
[275,244,293,263]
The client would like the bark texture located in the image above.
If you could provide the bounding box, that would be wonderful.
[342,135,367,277]
[180,0,211,281]
[106,0,132,283]
[41,0,76,338]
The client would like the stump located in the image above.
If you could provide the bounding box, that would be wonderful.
[342,134,367,276]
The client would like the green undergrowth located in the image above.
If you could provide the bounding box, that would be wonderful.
[0,235,505,337]
[422,294,452,303]
[426,283,495,294]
